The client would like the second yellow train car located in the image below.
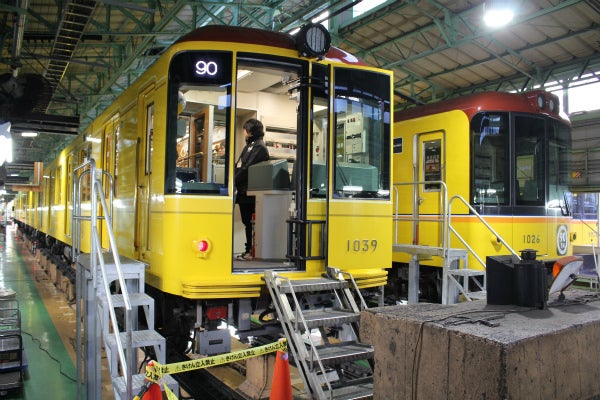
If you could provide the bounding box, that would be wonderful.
[391,90,573,301]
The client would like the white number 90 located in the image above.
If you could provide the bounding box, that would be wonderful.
[195,61,218,76]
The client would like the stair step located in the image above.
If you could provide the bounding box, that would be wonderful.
[113,373,179,399]
[291,308,360,330]
[78,253,146,280]
[98,292,156,336]
[449,268,485,277]
[105,329,165,353]
[279,278,349,293]
[105,329,166,378]
[327,381,374,400]
[312,342,374,367]
[104,293,154,308]
[465,290,487,300]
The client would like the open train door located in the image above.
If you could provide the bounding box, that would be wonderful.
[324,67,392,281]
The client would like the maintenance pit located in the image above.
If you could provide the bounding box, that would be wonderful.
[361,290,600,400]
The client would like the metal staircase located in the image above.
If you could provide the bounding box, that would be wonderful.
[72,160,178,399]
[393,181,521,304]
[264,266,374,400]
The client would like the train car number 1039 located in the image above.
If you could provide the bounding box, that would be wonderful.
[347,239,378,252]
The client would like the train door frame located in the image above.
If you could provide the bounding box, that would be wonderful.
[232,54,307,268]
[324,65,392,271]
[135,87,155,260]
[415,130,445,247]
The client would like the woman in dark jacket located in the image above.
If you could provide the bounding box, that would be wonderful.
[235,118,270,260]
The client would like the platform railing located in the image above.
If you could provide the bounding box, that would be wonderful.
[393,181,520,302]
[447,194,521,266]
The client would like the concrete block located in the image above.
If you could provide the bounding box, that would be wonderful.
[48,261,56,283]
[55,267,63,286]
[361,290,600,400]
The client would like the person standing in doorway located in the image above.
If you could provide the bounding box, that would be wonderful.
[235,118,269,260]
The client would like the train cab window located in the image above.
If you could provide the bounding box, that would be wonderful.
[471,112,509,205]
[166,51,232,195]
[332,69,391,199]
[515,115,545,206]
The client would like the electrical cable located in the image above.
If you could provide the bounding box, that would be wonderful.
[21,330,77,382]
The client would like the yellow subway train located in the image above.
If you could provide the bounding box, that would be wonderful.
[12,24,393,353]
[12,23,581,343]
[391,90,574,301]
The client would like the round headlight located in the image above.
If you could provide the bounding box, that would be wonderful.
[295,23,331,59]
[548,98,556,112]
[537,94,545,109]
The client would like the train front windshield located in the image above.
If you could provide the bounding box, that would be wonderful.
[471,112,571,211]
[165,51,233,195]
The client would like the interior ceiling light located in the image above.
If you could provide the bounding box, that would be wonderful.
[21,131,38,137]
[483,0,515,28]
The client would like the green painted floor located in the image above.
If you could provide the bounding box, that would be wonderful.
[0,226,78,399]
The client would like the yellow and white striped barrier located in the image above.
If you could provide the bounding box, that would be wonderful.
[141,339,287,400]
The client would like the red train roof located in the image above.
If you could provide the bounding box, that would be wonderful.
[174,25,367,66]
[395,90,568,123]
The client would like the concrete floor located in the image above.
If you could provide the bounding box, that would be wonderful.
[0,224,80,398]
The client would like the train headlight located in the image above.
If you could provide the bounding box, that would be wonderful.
[536,93,545,109]
[548,97,557,113]
[295,23,331,59]
[193,238,211,258]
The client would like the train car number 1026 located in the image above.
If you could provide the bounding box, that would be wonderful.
[523,234,541,244]
[347,239,378,252]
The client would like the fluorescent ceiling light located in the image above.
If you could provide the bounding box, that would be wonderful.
[21,131,38,137]
[237,70,252,80]
[483,0,515,28]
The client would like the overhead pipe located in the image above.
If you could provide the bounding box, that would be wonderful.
[11,0,29,77]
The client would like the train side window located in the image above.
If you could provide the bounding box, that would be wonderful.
[332,68,391,199]
[471,112,509,205]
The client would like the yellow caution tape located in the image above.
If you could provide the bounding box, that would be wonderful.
[143,339,287,400]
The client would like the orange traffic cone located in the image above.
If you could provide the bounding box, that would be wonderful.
[142,382,162,400]
[270,350,292,400]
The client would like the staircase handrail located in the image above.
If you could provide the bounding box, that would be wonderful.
[447,195,521,266]
[576,217,599,237]
[272,273,333,398]
[326,267,368,311]
[73,159,133,399]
